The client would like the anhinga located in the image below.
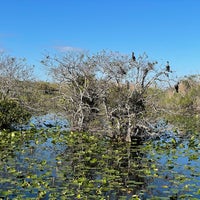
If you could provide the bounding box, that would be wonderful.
[166,61,171,72]
[174,82,179,93]
[132,52,136,61]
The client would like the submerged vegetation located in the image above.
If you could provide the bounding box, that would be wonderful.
[0,51,200,199]
[1,128,200,199]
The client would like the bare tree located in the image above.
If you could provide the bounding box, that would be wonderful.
[0,52,34,100]
[43,50,173,142]
[93,51,172,141]
[42,51,103,131]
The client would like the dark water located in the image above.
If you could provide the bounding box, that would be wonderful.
[1,118,200,199]
[18,113,69,130]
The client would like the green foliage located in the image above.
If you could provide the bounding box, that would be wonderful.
[0,99,31,129]
[159,75,200,132]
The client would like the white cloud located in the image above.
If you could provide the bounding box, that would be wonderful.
[54,46,84,53]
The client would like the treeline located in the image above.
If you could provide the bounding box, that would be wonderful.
[0,51,199,141]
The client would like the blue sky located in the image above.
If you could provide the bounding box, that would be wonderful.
[0,0,200,80]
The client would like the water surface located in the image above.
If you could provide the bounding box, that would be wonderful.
[0,128,200,199]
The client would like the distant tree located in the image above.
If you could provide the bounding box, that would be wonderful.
[162,75,200,132]
[0,53,35,129]
[0,53,34,100]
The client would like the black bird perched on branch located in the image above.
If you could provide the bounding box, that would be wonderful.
[132,52,136,61]
[174,82,179,93]
[166,61,171,72]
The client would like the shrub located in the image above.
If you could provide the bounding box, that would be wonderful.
[0,99,31,129]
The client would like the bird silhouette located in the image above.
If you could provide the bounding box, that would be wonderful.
[166,61,171,72]
[132,52,136,61]
[174,82,179,93]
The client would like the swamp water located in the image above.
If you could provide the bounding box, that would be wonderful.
[1,119,200,199]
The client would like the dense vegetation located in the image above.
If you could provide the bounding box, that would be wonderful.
[0,99,31,129]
